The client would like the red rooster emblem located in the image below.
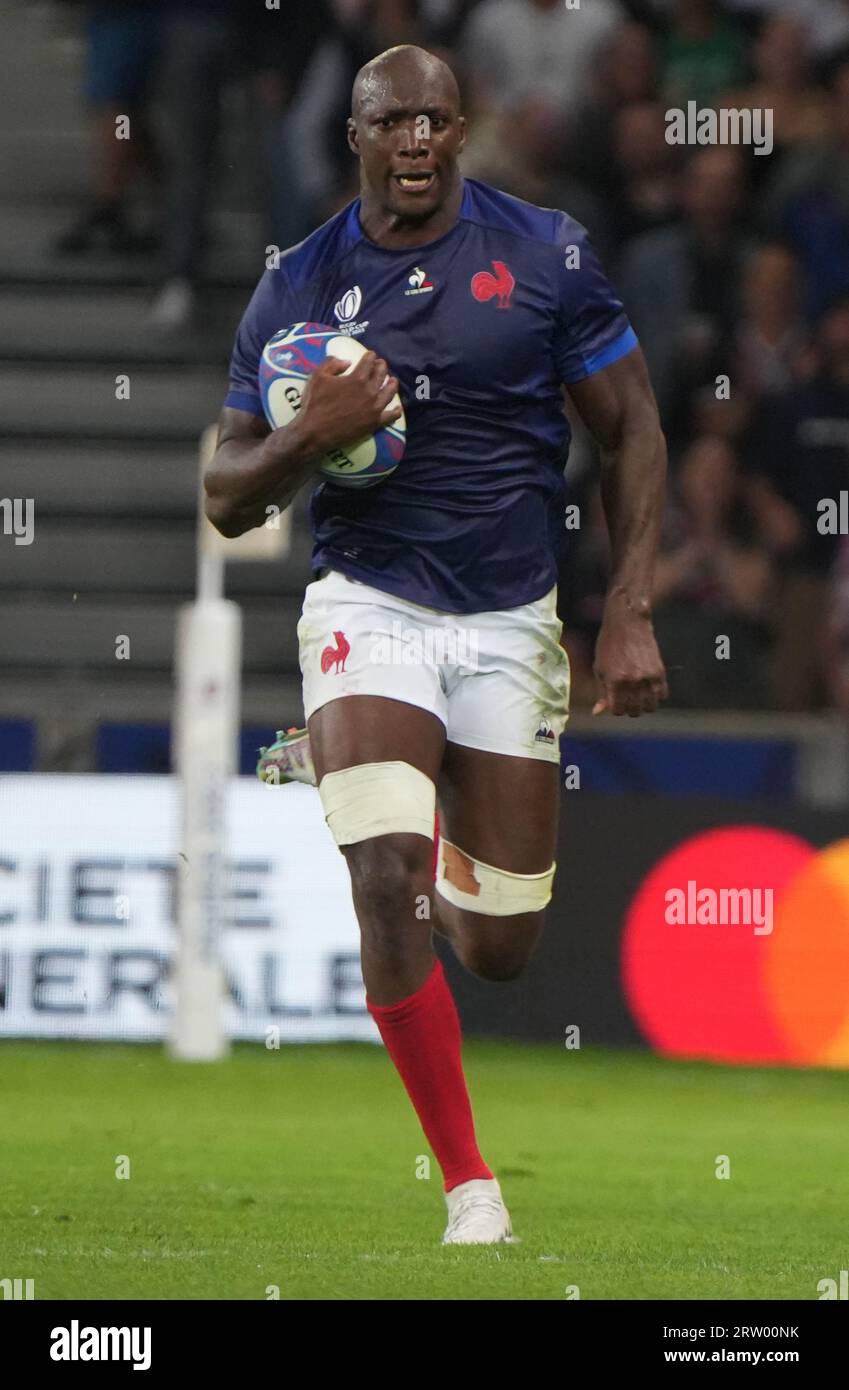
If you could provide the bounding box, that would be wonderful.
[471,260,515,309]
[321,630,350,674]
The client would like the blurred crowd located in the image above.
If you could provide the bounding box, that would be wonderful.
[54,0,849,715]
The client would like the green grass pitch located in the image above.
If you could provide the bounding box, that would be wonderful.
[1,1039,846,1300]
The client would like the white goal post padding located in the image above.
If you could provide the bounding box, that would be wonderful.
[169,424,290,1060]
[170,597,241,1060]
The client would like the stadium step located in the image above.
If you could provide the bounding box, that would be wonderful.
[0,285,246,364]
[0,205,267,290]
[0,0,310,736]
[0,364,227,440]
[0,668,306,730]
[0,594,303,672]
[0,440,199,517]
[0,518,313,596]
[0,3,260,216]
[0,441,317,529]
[0,4,83,200]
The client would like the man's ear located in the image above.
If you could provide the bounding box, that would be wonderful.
[347,117,359,155]
[457,114,467,154]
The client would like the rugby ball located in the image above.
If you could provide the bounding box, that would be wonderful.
[259,322,406,488]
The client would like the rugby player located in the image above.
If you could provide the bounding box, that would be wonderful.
[205,45,668,1244]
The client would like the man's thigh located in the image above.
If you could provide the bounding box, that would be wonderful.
[308,693,445,784]
[437,743,560,873]
[433,745,560,976]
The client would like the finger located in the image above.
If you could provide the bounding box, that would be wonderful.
[375,375,400,408]
[607,684,628,716]
[632,681,659,716]
[364,352,389,386]
[321,355,350,375]
[619,697,643,717]
[592,672,609,716]
[634,677,661,714]
[609,686,631,716]
[379,403,404,427]
[350,350,377,377]
[610,683,643,717]
[634,675,667,711]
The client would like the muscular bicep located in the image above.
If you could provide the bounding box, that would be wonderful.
[204,406,272,526]
[563,345,659,452]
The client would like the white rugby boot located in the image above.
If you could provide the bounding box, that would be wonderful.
[256,727,317,786]
[442,1177,514,1245]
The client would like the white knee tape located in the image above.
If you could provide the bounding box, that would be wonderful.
[436,837,555,916]
[318,761,436,846]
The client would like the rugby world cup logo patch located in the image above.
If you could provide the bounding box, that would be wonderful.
[334,286,369,336]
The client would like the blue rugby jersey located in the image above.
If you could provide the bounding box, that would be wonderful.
[225,177,638,614]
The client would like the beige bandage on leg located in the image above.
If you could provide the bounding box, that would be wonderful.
[436,837,555,916]
[318,761,436,846]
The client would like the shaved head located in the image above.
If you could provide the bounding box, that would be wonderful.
[347,46,466,243]
[352,45,460,119]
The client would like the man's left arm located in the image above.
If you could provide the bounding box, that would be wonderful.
[564,345,669,717]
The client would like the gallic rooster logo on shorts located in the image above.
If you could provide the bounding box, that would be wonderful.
[471,260,515,309]
[321,630,350,674]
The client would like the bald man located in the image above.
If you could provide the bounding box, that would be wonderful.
[206,46,667,1244]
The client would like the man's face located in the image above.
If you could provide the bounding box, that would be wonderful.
[348,65,466,221]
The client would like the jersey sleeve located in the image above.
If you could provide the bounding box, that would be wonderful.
[224,267,295,416]
[551,216,638,384]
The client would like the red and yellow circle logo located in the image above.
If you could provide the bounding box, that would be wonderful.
[622,827,849,1066]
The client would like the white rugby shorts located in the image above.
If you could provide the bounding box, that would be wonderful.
[297,569,570,762]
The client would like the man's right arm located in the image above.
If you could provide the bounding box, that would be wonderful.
[204,351,402,538]
[203,406,321,539]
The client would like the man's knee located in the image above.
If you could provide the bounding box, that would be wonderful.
[463,941,527,983]
[433,835,554,979]
[435,837,555,917]
[448,909,544,982]
[344,836,434,939]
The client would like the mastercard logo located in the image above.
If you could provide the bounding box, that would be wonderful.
[622,827,849,1066]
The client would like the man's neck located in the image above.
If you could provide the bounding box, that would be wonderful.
[358,177,464,249]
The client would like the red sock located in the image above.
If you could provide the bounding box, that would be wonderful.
[367,957,493,1192]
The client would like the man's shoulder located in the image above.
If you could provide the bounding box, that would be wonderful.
[274,201,362,293]
[462,177,587,250]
